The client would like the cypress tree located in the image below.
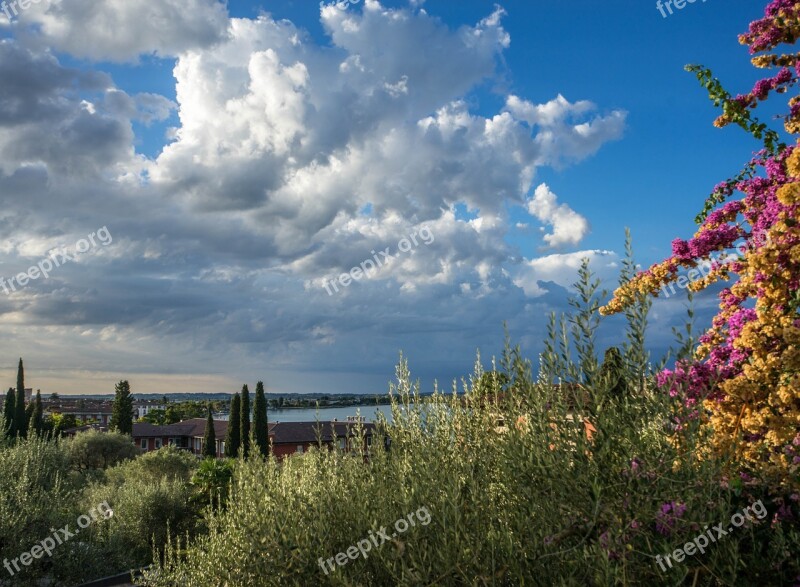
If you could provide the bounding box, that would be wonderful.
[3,388,15,438]
[110,380,134,434]
[253,381,268,457]
[15,358,26,438]
[29,391,43,437]
[24,402,34,431]
[202,405,217,458]
[240,384,250,458]
[225,394,241,457]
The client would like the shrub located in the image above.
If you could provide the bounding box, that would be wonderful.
[83,473,198,569]
[65,430,139,473]
[103,445,199,487]
[0,438,78,585]
[190,458,234,509]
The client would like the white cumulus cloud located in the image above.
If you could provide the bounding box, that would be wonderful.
[527,183,590,248]
[513,250,619,297]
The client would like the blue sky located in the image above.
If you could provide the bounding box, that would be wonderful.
[0,0,772,395]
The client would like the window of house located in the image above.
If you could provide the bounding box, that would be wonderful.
[155,439,162,449]
[338,438,346,450]
[296,445,304,453]
[140,438,147,449]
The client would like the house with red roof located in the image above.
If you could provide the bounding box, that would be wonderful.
[132,418,376,459]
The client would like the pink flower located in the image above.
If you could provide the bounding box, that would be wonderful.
[655,502,687,536]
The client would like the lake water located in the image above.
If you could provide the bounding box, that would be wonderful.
[219,405,395,423]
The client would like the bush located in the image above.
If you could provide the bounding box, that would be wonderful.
[0,437,79,586]
[83,475,198,569]
[74,446,201,573]
[65,430,138,473]
[103,445,199,487]
[190,458,234,509]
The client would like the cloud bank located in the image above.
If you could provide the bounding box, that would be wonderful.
[0,1,633,393]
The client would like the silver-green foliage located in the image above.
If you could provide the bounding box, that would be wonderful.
[64,429,139,472]
[0,437,77,585]
[81,446,201,568]
[143,259,799,586]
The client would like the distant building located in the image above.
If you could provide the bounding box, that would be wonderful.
[45,403,114,425]
[132,419,376,459]
[267,420,376,459]
[60,423,108,437]
[133,419,228,456]
[133,401,168,420]
[45,398,156,426]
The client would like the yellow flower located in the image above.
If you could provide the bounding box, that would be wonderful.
[777,183,800,205]
[785,147,800,178]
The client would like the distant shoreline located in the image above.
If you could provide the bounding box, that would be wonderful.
[50,393,431,404]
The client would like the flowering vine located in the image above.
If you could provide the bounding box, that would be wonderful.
[601,0,800,490]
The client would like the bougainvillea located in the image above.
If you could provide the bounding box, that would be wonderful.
[601,0,800,490]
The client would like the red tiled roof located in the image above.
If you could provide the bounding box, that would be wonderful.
[132,422,168,436]
[133,418,210,437]
[268,421,375,444]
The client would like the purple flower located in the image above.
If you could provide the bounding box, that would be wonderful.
[656,502,687,536]
[775,502,794,522]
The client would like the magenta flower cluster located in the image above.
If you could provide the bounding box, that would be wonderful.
[655,501,688,536]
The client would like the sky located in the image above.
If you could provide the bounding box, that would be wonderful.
[0,0,770,395]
